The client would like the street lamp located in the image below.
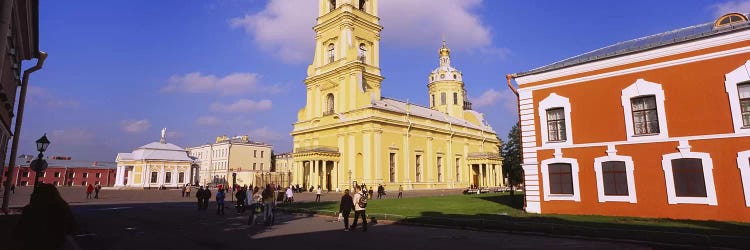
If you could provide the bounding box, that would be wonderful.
[30,134,50,186]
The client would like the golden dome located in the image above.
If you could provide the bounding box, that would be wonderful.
[439,40,450,57]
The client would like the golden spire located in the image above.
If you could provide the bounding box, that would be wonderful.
[439,34,450,57]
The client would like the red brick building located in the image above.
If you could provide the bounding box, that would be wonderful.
[2,155,116,186]
[508,13,750,222]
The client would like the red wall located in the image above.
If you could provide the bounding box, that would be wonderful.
[2,166,116,187]
[522,39,750,222]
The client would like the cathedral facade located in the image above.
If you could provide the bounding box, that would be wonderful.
[290,0,502,191]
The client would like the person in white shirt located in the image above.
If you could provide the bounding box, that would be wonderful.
[285,187,294,204]
[350,185,367,232]
[315,185,322,203]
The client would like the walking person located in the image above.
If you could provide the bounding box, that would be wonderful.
[235,187,246,214]
[203,187,212,211]
[185,185,191,197]
[350,185,367,232]
[285,186,294,204]
[398,185,403,199]
[94,183,101,199]
[216,188,226,215]
[196,186,204,210]
[11,184,15,194]
[262,185,275,226]
[247,187,261,225]
[86,184,94,199]
[181,185,186,197]
[339,189,353,231]
[377,184,383,199]
[315,185,322,203]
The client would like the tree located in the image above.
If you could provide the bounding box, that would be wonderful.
[501,123,523,195]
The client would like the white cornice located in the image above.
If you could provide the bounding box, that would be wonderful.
[516,29,750,85]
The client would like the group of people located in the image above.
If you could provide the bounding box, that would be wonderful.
[338,185,369,232]
[195,186,212,211]
[85,183,102,199]
[192,184,279,226]
[181,184,192,197]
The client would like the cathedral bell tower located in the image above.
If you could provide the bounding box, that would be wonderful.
[428,40,469,119]
[298,0,384,121]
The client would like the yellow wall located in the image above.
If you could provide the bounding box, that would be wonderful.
[291,1,503,191]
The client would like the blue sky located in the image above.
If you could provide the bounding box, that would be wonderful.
[16,0,748,161]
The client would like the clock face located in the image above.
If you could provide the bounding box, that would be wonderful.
[440,74,445,79]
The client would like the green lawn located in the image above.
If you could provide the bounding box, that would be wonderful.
[280,192,750,243]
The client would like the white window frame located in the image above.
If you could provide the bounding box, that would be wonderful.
[724,60,750,133]
[661,140,717,205]
[593,145,637,203]
[540,148,580,201]
[621,79,669,141]
[736,149,750,207]
[538,93,573,147]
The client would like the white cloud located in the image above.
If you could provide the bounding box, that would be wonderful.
[230,0,317,63]
[121,119,151,133]
[711,0,750,17]
[248,127,286,143]
[49,129,96,146]
[27,86,80,108]
[472,89,516,112]
[196,116,221,126]
[162,72,281,95]
[211,99,272,112]
[230,0,500,64]
[379,0,491,49]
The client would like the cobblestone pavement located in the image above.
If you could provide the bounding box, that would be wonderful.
[64,202,648,250]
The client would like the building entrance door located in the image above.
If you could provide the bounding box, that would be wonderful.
[326,172,331,191]
[473,175,479,187]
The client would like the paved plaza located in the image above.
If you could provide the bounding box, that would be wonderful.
[0,186,653,249]
[69,203,646,250]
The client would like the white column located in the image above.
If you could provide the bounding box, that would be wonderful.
[114,166,123,186]
[479,164,487,187]
[335,161,340,190]
[312,160,318,188]
[363,131,372,182]
[375,131,382,183]
[144,165,150,188]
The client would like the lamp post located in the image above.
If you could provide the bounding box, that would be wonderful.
[30,134,50,187]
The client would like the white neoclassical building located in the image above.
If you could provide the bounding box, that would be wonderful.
[114,129,197,188]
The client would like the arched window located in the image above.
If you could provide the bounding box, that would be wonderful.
[358,43,367,63]
[329,0,336,12]
[328,43,335,63]
[359,0,366,11]
[326,93,335,115]
[715,13,747,27]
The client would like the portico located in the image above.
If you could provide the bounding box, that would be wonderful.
[467,152,503,188]
[292,146,340,191]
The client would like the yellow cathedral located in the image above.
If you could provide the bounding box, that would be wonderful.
[291,0,502,191]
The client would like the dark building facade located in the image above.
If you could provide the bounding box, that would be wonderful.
[0,0,41,187]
